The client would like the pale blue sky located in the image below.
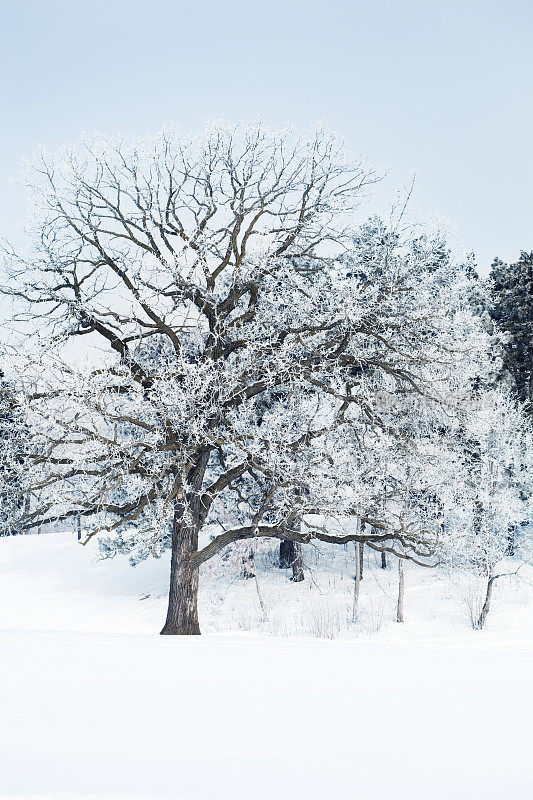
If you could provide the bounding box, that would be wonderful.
[1,0,531,272]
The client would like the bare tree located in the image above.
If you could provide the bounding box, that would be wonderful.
[472,562,528,630]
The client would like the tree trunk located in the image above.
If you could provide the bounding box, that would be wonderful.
[396,558,404,623]
[279,539,304,582]
[291,542,305,582]
[242,548,256,579]
[352,540,362,622]
[279,539,293,568]
[160,513,200,635]
[161,450,210,635]
[475,573,495,630]
[254,571,267,622]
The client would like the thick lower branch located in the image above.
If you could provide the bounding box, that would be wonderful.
[192,522,435,568]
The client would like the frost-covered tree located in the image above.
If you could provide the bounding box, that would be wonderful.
[434,387,532,628]
[2,123,491,634]
[0,368,27,536]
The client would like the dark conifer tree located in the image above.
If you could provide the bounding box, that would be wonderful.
[489,252,533,410]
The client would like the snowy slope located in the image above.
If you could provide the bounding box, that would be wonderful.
[0,533,532,800]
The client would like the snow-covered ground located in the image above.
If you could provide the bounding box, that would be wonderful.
[1,533,532,800]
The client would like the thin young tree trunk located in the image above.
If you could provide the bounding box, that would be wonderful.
[241,548,266,620]
[242,548,256,579]
[254,570,267,623]
[381,551,387,569]
[351,518,362,622]
[476,573,496,629]
[290,542,305,582]
[396,558,404,623]
[161,450,209,635]
[352,540,362,622]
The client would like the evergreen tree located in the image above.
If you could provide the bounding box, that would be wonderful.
[489,252,533,410]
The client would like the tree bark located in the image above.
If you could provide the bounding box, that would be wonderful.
[352,540,362,622]
[475,573,495,630]
[161,450,210,635]
[279,539,293,568]
[160,512,201,635]
[279,539,304,581]
[254,570,267,622]
[396,558,404,623]
[290,542,305,582]
[381,551,387,569]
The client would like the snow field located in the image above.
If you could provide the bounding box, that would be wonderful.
[0,533,532,800]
